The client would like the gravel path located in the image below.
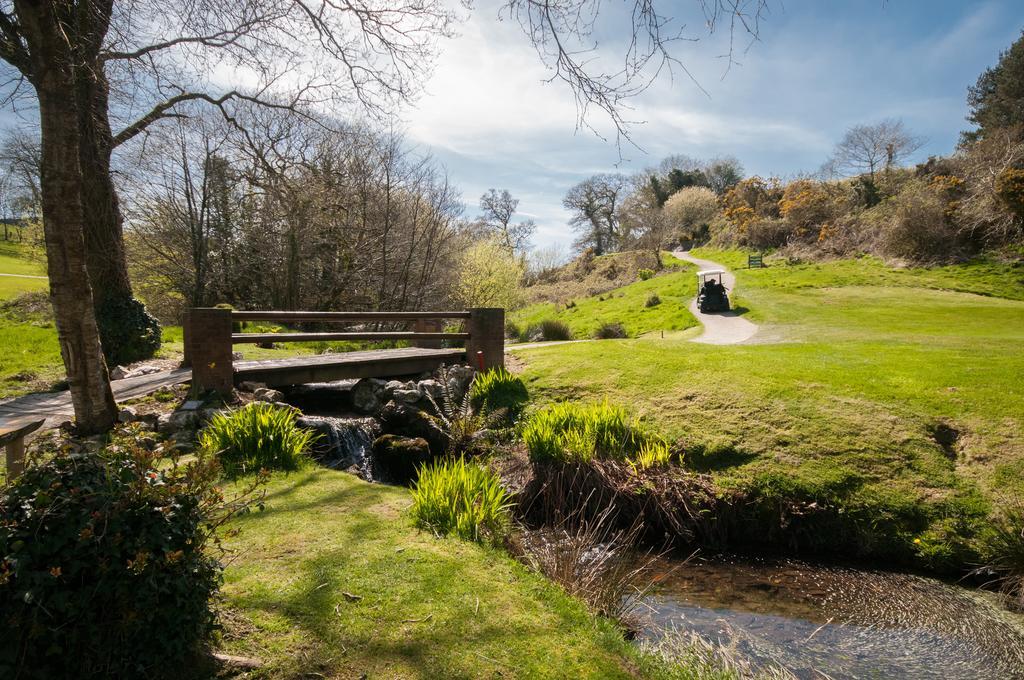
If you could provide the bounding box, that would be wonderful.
[673,251,759,345]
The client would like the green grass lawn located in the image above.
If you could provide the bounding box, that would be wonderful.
[513,249,1024,567]
[511,257,699,339]
[218,469,708,679]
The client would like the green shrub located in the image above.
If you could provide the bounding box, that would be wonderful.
[411,457,512,543]
[470,367,529,421]
[96,294,162,366]
[593,322,627,339]
[528,319,573,341]
[645,293,661,308]
[522,401,666,467]
[637,268,655,280]
[505,321,522,341]
[200,402,316,475]
[0,435,255,679]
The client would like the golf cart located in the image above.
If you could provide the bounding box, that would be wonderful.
[697,269,730,313]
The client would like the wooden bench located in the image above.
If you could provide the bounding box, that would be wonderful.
[1,417,44,481]
[748,253,764,269]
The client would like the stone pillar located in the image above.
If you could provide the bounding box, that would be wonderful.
[466,308,504,371]
[185,307,234,393]
[413,318,444,349]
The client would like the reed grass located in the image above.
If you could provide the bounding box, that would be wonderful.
[523,400,669,470]
[411,457,512,543]
[199,402,316,475]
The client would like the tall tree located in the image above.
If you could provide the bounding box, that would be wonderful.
[3,0,119,432]
[963,30,1024,144]
[563,174,627,255]
[824,119,925,179]
[479,188,535,254]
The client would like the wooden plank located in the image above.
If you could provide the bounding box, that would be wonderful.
[234,348,465,387]
[232,310,471,322]
[232,332,469,344]
[2,417,43,480]
[0,417,44,446]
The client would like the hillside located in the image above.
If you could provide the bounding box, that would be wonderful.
[511,250,700,339]
[512,248,1024,569]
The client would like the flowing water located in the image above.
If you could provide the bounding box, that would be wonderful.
[296,415,380,479]
[638,553,1024,679]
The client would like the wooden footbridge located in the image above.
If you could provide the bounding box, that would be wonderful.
[184,307,505,391]
[0,307,504,434]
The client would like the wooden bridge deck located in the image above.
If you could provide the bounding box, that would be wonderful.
[234,347,465,386]
[0,347,466,432]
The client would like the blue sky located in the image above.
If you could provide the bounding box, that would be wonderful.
[404,0,1024,251]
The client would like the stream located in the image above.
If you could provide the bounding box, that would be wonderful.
[637,553,1024,679]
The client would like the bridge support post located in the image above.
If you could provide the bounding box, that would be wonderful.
[466,307,504,371]
[185,307,235,394]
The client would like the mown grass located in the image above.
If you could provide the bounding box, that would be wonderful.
[514,249,1024,569]
[0,240,46,277]
[511,259,699,339]
[217,469,699,679]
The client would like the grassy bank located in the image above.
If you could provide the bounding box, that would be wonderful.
[511,254,699,339]
[218,469,705,679]
[513,250,1024,569]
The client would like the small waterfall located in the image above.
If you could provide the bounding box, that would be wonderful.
[297,416,381,479]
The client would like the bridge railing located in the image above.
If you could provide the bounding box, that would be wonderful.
[183,307,504,393]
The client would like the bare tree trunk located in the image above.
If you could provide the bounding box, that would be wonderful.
[19,1,117,434]
[77,67,162,365]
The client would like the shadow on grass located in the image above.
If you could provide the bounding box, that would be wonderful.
[684,442,758,472]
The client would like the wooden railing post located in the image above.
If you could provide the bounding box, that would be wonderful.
[413,318,444,348]
[466,308,505,371]
[185,307,234,393]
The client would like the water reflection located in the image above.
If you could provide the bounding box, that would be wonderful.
[640,554,1024,679]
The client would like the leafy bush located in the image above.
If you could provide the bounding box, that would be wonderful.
[0,434,259,679]
[637,268,655,280]
[879,180,961,262]
[744,217,794,249]
[996,166,1024,220]
[593,322,627,339]
[96,294,162,366]
[411,457,512,543]
[527,319,573,341]
[645,293,661,307]
[663,186,718,241]
[200,402,316,475]
[469,367,529,422]
[522,401,667,467]
[505,321,522,341]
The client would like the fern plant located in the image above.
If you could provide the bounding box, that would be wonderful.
[425,366,502,455]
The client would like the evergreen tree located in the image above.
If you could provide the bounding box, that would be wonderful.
[963,31,1024,144]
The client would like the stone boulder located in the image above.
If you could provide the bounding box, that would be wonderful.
[352,378,387,414]
[253,387,285,403]
[378,400,446,456]
[371,435,431,485]
[157,410,199,436]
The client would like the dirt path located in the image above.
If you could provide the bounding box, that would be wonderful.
[0,368,192,430]
[0,272,47,279]
[672,251,759,345]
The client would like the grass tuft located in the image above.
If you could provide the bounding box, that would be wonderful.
[411,457,512,543]
[523,400,668,469]
[199,402,316,475]
[469,366,530,421]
